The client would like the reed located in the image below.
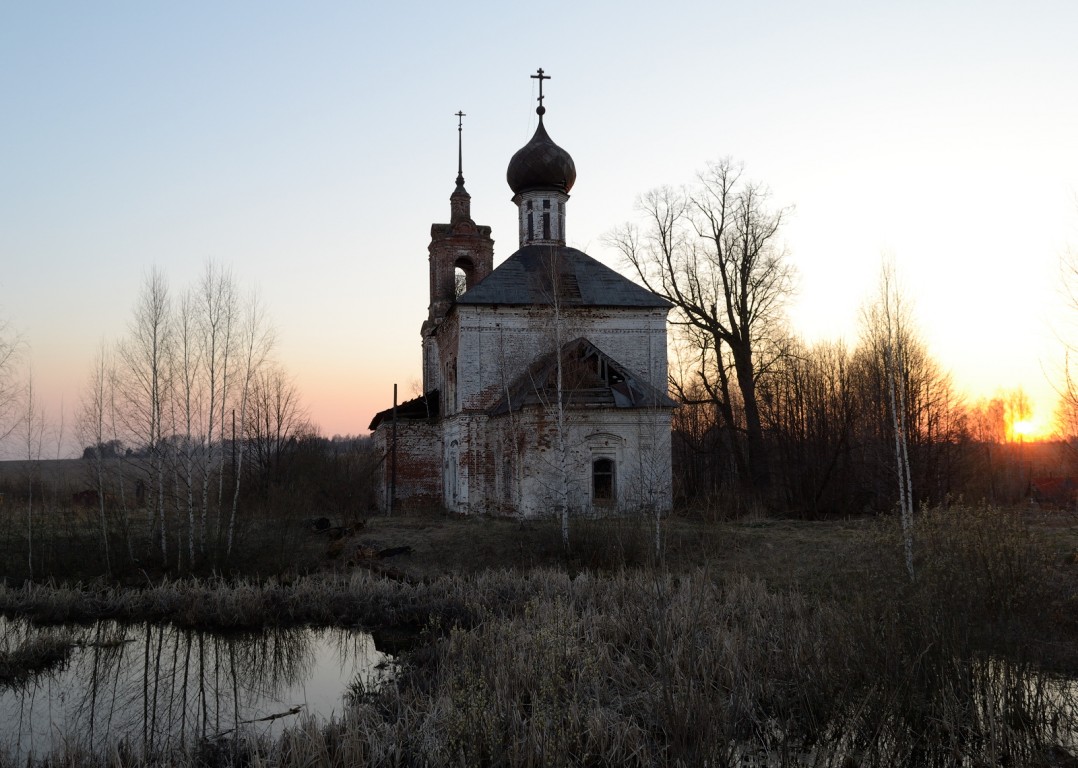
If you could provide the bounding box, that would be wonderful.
[0,627,76,686]
[5,505,1078,766]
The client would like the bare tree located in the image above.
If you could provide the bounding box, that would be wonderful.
[544,252,572,548]
[77,343,115,576]
[608,159,793,495]
[1056,246,1078,444]
[523,247,580,548]
[863,261,915,580]
[225,293,274,556]
[1003,388,1032,442]
[174,289,203,567]
[97,265,288,569]
[244,363,307,494]
[760,337,858,515]
[0,316,23,447]
[22,369,46,581]
[195,262,237,554]
[118,267,173,560]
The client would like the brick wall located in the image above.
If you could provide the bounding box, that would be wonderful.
[372,420,442,512]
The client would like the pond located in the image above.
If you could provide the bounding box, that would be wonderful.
[0,617,392,763]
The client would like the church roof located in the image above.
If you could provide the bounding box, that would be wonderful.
[368,390,440,430]
[456,244,671,309]
[487,338,677,416]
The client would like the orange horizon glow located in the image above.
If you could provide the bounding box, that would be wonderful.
[1005,413,1056,443]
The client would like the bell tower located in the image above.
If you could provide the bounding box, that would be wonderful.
[421,112,494,394]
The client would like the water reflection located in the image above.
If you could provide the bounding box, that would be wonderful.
[0,617,390,762]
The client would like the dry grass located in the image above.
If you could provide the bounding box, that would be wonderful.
[0,625,76,687]
[31,566,1072,766]
[3,505,1078,766]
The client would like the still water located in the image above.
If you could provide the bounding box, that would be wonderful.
[0,617,391,762]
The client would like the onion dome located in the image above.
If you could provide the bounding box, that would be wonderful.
[506,111,577,196]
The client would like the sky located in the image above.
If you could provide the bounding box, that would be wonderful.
[2,1,1077,456]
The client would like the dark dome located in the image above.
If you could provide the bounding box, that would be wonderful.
[506,119,576,195]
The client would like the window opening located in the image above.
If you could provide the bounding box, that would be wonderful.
[593,458,615,502]
[596,357,625,385]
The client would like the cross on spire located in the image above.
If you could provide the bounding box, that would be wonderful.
[531,68,550,116]
[455,110,466,186]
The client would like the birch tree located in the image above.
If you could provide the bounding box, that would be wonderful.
[533,247,574,549]
[496,327,525,520]
[1058,248,1078,443]
[102,265,285,568]
[195,263,237,554]
[864,261,915,580]
[0,317,22,446]
[225,293,274,556]
[118,268,173,560]
[76,343,115,576]
[22,369,46,581]
[553,271,571,549]
[174,290,203,567]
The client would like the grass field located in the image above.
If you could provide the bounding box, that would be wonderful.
[2,454,1078,765]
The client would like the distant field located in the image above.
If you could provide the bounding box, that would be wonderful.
[347,506,1078,595]
[0,457,1076,601]
[0,457,147,497]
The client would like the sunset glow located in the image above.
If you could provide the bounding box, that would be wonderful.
[1,3,1076,457]
[1007,415,1054,443]
[1011,420,1037,437]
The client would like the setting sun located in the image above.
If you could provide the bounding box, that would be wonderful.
[1012,420,1036,436]
[1007,415,1054,442]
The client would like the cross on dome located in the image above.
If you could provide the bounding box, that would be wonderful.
[531,68,550,116]
[455,110,466,186]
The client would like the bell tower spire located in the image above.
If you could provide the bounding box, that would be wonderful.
[422,110,494,393]
[450,110,471,224]
[455,110,466,187]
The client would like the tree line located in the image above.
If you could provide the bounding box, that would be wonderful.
[0,159,1074,581]
[0,264,379,579]
[610,159,1064,517]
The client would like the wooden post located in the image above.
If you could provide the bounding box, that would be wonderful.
[389,383,398,516]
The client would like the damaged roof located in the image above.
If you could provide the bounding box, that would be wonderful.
[456,244,671,309]
[487,338,677,416]
[368,390,440,430]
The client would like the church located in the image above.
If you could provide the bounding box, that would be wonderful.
[370,71,675,517]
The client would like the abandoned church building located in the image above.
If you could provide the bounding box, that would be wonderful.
[370,72,675,517]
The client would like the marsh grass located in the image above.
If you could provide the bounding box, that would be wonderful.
[3,506,1078,766]
[0,572,476,632]
[0,625,76,686]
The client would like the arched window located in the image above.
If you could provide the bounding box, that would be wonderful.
[592,458,615,503]
[454,256,474,298]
